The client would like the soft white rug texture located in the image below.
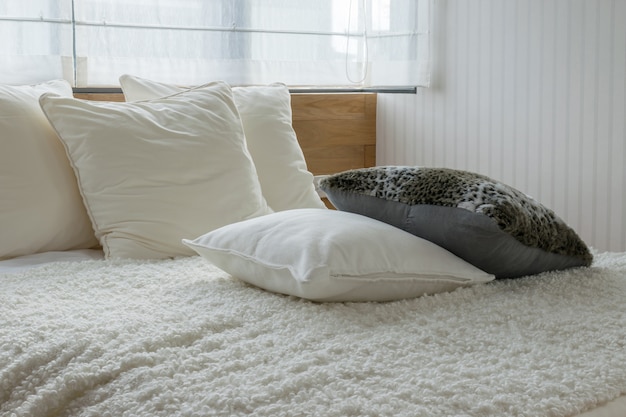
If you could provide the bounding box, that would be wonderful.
[1,252,626,417]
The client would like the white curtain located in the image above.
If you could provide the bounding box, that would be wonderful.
[0,0,430,88]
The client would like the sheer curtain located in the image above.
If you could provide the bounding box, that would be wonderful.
[0,1,74,84]
[0,0,430,88]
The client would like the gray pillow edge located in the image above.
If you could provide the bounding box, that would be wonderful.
[325,189,589,279]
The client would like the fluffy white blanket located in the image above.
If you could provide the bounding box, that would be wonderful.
[1,252,626,417]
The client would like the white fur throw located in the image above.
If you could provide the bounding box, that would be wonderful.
[1,253,626,416]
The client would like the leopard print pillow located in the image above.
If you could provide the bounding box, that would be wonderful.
[319,166,592,278]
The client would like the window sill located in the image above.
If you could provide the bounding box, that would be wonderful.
[72,86,417,95]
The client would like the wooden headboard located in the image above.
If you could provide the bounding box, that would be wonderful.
[73,92,377,177]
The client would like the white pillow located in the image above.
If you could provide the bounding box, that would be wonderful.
[119,74,326,212]
[0,80,98,260]
[39,82,272,259]
[183,209,495,302]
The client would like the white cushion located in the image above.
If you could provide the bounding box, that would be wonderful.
[39,82,272,259]
[119,74,326,212]
[183,209,495,302]
[0,80,98,260]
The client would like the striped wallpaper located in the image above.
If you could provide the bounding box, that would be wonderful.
[377,0,626,252]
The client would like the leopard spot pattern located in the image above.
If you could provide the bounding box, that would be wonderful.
[320,166,592,264]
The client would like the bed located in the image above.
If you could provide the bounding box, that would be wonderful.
[1,79,626,417]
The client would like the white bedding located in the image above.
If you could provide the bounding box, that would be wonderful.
[0,249,104,274]
[1,251,626,416]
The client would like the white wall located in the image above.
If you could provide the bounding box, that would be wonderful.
[377,0,626,252]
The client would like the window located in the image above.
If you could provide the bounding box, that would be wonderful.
[0,0,430,88]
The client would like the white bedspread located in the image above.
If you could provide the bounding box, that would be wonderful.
[1,252,626,417]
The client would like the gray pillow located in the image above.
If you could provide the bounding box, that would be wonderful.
[319,166,593,278]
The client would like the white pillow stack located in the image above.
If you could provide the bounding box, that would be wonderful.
[2,76,495,302]
[0,80,98,260]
